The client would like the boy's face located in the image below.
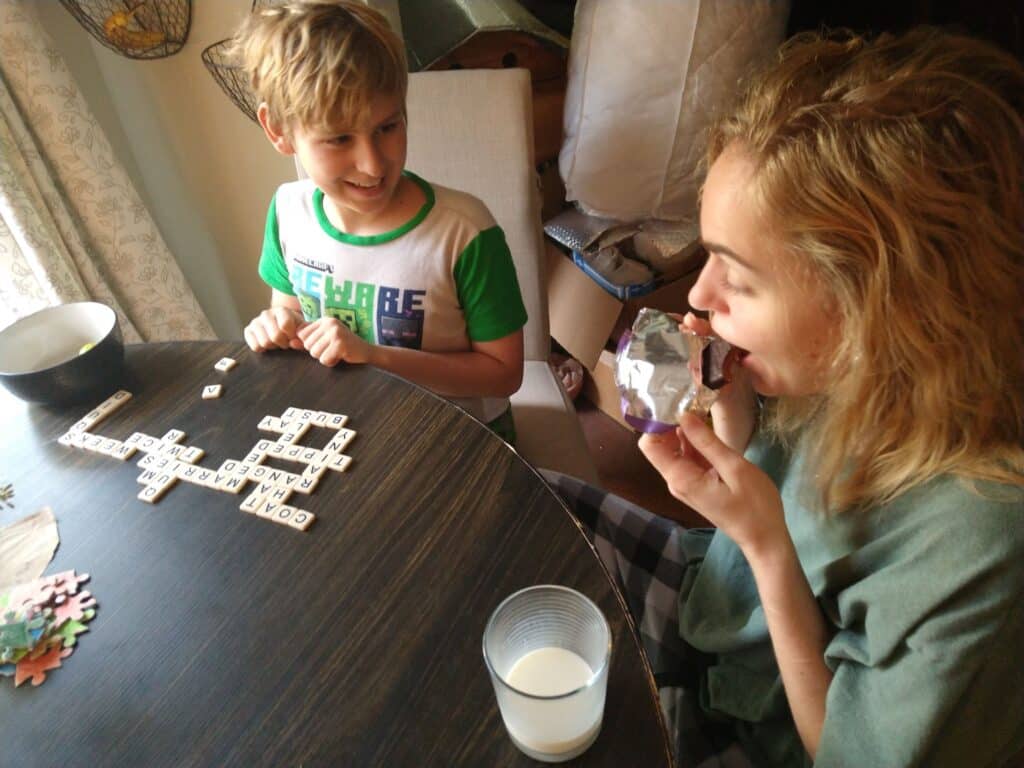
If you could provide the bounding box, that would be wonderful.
[690,142,838,398]
[267,92,408,235]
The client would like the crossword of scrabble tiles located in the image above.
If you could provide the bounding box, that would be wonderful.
[57,390,356,532]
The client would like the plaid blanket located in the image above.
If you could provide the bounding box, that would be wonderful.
[541,470,754,768]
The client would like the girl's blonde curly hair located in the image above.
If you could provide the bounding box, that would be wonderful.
[709,28,1024,512]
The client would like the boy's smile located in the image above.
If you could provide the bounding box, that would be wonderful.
[263,92,424,237]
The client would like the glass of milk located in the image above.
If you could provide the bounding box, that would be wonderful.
[482,585,612,763]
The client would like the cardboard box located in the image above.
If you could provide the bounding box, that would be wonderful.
[546,242,704,426]
[582,349,630,429]
[546,242,702,371]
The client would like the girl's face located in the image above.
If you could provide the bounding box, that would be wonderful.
[690,143,837,397]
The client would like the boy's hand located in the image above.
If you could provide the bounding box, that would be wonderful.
[244,307,306,352]
[296,318,371,367]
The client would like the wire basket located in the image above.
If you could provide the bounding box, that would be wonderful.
[57,0,191,60]
[201,39,259,124]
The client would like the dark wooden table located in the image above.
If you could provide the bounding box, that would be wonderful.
[0,342,673,767]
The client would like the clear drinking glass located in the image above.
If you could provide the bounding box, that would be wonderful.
[482,585,612,763]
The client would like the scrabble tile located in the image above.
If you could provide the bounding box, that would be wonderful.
[282,406,301,421]
[137,485,164,504]
[222,475,248,494]
[268,486,292,504]
[240,489,266,513]
[178,464,202,482]
[84,434,105,453]
[137,453,157,469]
[80,409,104,429]
[137,469,159,485]
[293,475,319,495]
[325,429,356,454]
[326,454,353,473]
[58,432,76,447]
[242,450,265,465]
[113,443,138,461]
[180,446,205,464]
[271,505,296,525]
[153,472,176,489]
[219,459,240,475]
[258,415,284,432]
[280,444,304,462]
[278,422,310,444]
[265,468,300,487]
[202,384,223,400]
[232,462,254,478]
[248,465,270,482]
[287,510,316,531]
[254,439,274,452]
[101,389,132,412]
[311,412,330,427]
[195,469,216,487]
[256,500,279,519]
[161,429,186,444]
[301,464,327,481]
[125,432,145,446]
[69,417,94,433]
[214,357,237,372]
[300,447,325,464]
[324,413,349,429]
[267,442,288,458]
[278,473,301,490]
[137,475,174,504]
[138,435,160,452]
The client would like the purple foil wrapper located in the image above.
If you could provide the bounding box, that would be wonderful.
[614,308,732,433]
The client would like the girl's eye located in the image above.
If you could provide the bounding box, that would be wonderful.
[329,134,352,145]
[378,121,399,134]
[720,275,752,296]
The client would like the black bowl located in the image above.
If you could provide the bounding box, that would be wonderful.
[0,302,125,406]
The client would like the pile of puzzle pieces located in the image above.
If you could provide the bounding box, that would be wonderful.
[0,570,96,687]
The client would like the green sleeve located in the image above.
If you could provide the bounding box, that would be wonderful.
[815,494,1024,767]
[257,192,294,295]
[452,225,528,342]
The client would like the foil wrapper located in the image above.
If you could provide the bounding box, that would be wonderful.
[614,308,734,433]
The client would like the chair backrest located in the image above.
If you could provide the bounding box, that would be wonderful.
[403,68,549,362]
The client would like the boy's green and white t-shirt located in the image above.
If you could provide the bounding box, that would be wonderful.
[258,171,528,425]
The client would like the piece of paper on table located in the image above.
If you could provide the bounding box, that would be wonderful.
[0,507,59,591]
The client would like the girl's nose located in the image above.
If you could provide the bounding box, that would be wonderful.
[688,258,724,314]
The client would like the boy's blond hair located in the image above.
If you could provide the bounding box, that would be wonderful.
[708,27,1024,512]
[231,0,407,133]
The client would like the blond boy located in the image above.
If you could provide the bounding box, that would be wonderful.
[233,1,526,441]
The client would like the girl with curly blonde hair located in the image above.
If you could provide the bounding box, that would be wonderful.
[547,26,1024,767]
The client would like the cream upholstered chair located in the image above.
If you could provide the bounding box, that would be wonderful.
[404,68,598,482]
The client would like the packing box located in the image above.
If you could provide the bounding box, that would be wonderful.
[545,242,704,425]
[545,242,703,372]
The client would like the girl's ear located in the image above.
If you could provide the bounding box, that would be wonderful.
[257,103,295,156]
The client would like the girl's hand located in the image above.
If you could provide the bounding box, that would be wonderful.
[640,412,786,556]
[296,318,371,367]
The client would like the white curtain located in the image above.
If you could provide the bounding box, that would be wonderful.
[0,0,214,341]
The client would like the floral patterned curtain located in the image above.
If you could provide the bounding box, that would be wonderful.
[0,1,213,341]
